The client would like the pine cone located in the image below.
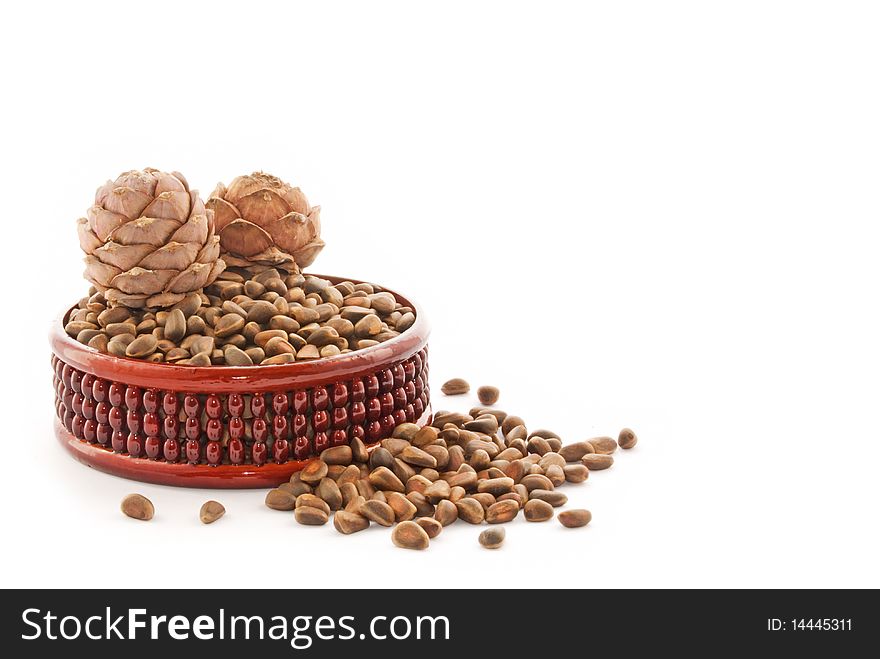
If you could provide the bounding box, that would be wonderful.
[207,172,323,272]
[76,168,225,309]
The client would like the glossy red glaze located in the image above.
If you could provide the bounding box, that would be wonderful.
[50,274,431,489]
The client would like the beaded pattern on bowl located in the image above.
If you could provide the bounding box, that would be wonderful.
[51,349,429,466]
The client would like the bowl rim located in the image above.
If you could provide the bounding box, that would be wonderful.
[51,273,429,393]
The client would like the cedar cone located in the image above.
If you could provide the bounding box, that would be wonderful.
[76,168,225,308]
[207,172,323,272]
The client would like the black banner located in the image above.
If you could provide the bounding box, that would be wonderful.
[1,589,873,656]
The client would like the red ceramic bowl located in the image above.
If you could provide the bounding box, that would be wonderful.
[50,275,430,488]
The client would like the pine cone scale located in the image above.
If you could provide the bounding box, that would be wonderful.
[167,261,215,293]
[94,243,155,270]
[77,218,103,252]
[138,242,199,270]
[83,256,120,287]
[235,189,293,226]
[103,187,152,218]
[169,214,209,244]
[218,219,273,257]
[209,196,241,231]
[142,190,191,221]
[109,217,180,247]
[88,206,129,241]
[112,268,176,295]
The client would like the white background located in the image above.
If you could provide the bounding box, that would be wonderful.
[1,0,878,589]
